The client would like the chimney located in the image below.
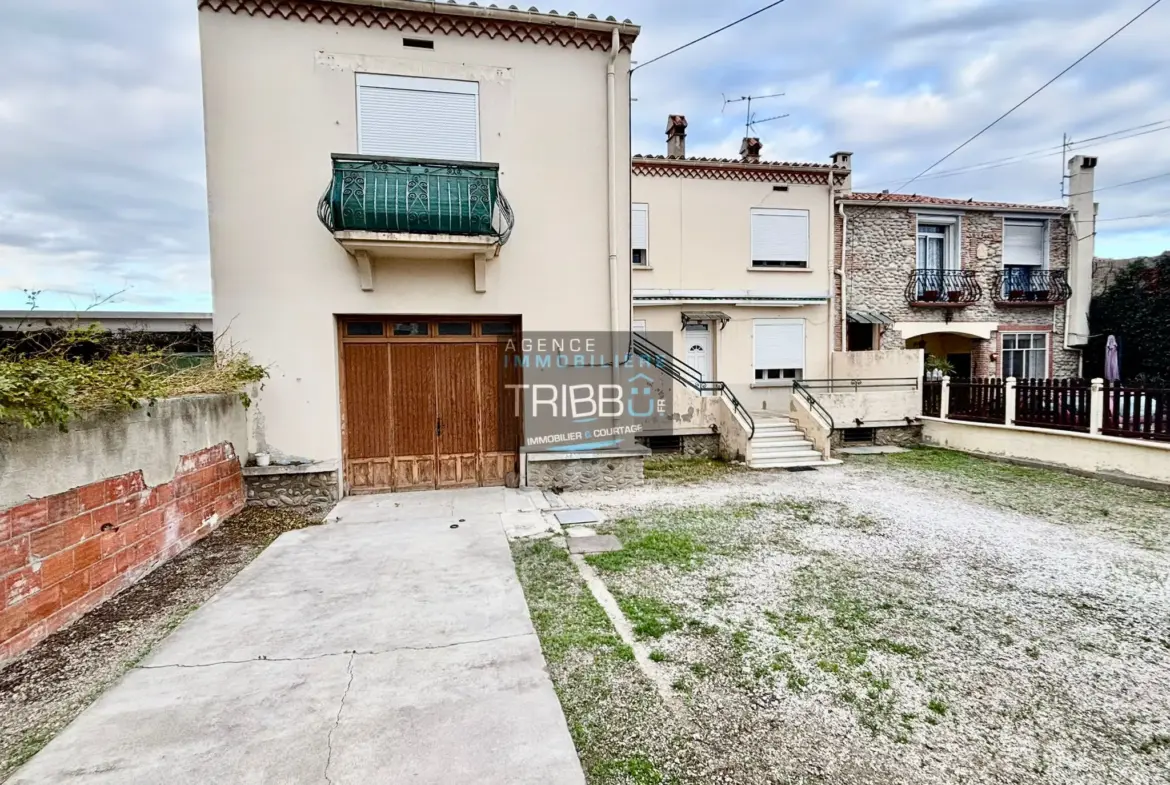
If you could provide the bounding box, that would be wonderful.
[666,114,688,159]
[740,137,762,163]
[1065,155,1098,347]
[832,151,853,193]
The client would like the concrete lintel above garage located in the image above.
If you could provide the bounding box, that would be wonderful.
[336,231,500,293]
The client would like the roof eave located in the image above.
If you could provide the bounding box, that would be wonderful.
[325,0,640,37]
[836,198,1068,215]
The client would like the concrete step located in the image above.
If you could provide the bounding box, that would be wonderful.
[750,442,817,459]
[753,425,800,436]
[748,448,823,464]
[748,457,844,470]
[750,433,808,445]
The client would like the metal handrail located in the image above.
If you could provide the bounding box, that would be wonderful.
[798,377,921,391]
[792,379,835,434]
[631,333,755,439]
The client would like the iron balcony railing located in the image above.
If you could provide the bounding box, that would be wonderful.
[993,269,1072,304]
[905,269,982,305]
[631,333,755,439]
[317,154,514,243]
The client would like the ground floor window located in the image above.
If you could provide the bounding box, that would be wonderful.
[753,319,805,382]
[1002,332,1048,379]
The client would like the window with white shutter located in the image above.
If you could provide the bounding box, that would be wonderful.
[750,208,809,268]
[356,74,480,161]
[1003,220,1047,267]
[753,319,805,381]
[631,203,649,266]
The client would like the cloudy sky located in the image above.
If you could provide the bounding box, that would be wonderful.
[1,0,1169,312]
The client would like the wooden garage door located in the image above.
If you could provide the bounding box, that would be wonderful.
[339,317,520,493]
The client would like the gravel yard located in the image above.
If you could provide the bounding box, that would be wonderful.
[514,450,1170,784]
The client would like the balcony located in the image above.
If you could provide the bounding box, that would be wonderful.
[317,155,514,291]
[904,270,981,307]
[992,269,1072,305]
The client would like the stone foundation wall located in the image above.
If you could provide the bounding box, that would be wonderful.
[243,465,338,520]
[832,425,922,450]
[681,433,720,458]
[526,454,645,492]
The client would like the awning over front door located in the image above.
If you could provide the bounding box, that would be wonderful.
[846,310,894,325]
[681,310,730,328]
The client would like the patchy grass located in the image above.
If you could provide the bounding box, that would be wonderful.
[864,447,1170,549]
[615,595,685,640]
[587,526,706,573]
[643,455,744,484]
[511,539,692,784]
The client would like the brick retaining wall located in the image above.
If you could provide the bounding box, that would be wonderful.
[0,442,244,663]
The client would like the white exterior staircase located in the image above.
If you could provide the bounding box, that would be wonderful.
[747,411,840,470]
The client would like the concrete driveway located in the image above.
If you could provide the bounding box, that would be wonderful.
[10,487,585,784]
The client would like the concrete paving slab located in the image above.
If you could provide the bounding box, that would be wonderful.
[555,508,601,525]
[13,489,586,784]
[9,657,351,785]
[567,534,623,554]
[501,510,558,540]
[839,445,911,455]
[331,637,585,785]
[144,511,531,665]
[565,526,597,538]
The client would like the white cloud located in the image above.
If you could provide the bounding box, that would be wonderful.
[1,0,1168,313]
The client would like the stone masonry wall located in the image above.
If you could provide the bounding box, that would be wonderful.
[244,467,339,521]
[0,442,244,664]
[526,455,644,492]
[839,206,1081,377]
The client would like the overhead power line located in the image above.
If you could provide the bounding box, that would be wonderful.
[857,0,1164,212]
[632,0,791,72]
[1085,209,1170,223]
[1061,170,1170,200]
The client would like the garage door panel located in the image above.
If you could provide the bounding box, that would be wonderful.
[394,456,435,491]
[437,454,478,488]
[391,344,437,458]
[436,344,479,456]
[478,342,521,455]
[343,344,391,460]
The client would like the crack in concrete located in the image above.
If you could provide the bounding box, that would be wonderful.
[323,652,355,785]
[133,632,536,670]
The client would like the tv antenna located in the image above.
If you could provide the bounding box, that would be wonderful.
[722,91,789,136]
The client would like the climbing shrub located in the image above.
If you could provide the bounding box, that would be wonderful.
[0,325,266,430]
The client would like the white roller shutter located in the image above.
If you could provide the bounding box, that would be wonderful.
[1003,220,1046,267]
[356,73,480,161]
[754,319,805,371]
[631,203,649,250]
[751,208,809,265]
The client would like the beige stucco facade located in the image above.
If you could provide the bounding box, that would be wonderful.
[631,155,844,411]
[199,2,636,463]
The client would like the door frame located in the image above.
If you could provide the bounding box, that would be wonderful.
[337,315,522,494]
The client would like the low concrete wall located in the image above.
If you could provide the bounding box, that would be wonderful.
[0,395,248,664]
[922,417,1170,486]
[1,395,247,509]
[831,349,924,380]
[715,398,751,463]
[790,395,832,460]
[818,389,922,429]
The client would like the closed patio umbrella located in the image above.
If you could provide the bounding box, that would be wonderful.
[1105,335,1120,382]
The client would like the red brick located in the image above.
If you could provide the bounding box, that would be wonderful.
[30,523,69,559]
[77,481,108,512]
[106,472,145,502]
[4,567,41,607]
[149,484,174,508]
[115,548,138,576]
[0,538,29,577]
[0,606,28,643]
[91,502,118,533]
[2,620,47,659]
[40,551,75,587]
[9,499,48,537]
[46,489,80,522]
[24,585,61,625]
[72,539,102,572]
[57,572,88,608]
[65,513,94,545]
[99,529,122,558]
[0,508,11,544]
[115,495,146,525]
[137,509,164,535]
[87,557,117,590]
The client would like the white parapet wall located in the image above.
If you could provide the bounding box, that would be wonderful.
[831,349,924,380]
[922,417,1170,486]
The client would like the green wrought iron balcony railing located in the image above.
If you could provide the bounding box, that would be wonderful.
[318,155,513,244]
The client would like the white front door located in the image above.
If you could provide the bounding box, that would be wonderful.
[684,324,713,395]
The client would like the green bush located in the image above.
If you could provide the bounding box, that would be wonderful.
[0,325,265,430]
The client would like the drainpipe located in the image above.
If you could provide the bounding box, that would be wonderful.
[838,201,849,357]
[826,174,836,376]
[606,27,620,341]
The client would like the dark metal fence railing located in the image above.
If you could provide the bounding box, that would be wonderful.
[1014,378,1090,432]
[947,377,1006,424]
[1102,382,1168,442]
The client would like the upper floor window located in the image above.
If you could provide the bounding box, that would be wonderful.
[750,208,809,268]
[753,319,805,382]
[632,203,649,266]
[356,74,480,161]
[1002,219,1048,295]
[916,216,960,271]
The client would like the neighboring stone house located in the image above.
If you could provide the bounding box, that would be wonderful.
[199,0,639,493]
[835,157,1100,379]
